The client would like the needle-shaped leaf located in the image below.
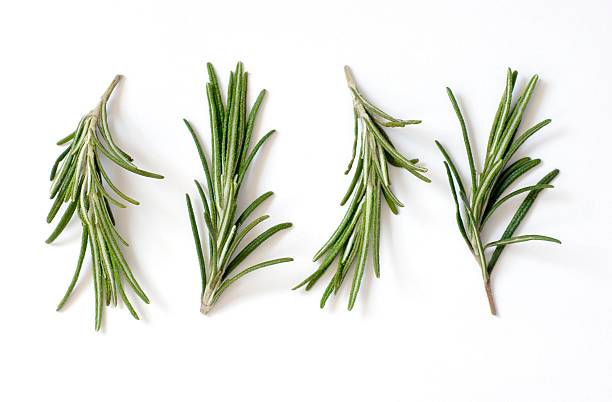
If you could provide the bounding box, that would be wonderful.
[235,191,273,228]
[503,119,551,161]
[313,184,364,261]
[482,184,553,224]
[186,194,207,292]
[345,110,360,174]
[485,234,561,249]
[224,222,292,277]
[184,119,214,197]
[436,140,468,200]
[237,129,276,186]
[45,201,77,244]
[340,157,363,205]
[213,258,294,304]
[56,229,88,311]
[487,169,560,273]
[443,162,471,251]
[489,158,542,204]
[447,87,477,195]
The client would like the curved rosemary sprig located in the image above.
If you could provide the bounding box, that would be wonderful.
[185,62,293,314]
[47,75,164,330]
[436,68,561,315]
[295,66,430,310]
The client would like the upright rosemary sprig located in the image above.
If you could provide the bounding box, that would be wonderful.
[436,68,561,315]
[47,75,164,330]
[294,66,430,310]
[185,62,293,314]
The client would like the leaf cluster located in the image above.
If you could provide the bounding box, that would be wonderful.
[436,68,561,314]
[295,66,430,310]
[185,62,293,314]
[47,75,163,330]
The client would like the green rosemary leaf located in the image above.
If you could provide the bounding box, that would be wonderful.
[492,75,539,160]
[99,104,133,162]
[96,160,140,205]
[371,186,381,278]
[487,169,560,274]
[241,89,266,166]
[380,180,404,208]
[45,201,77,244]
[337,228,363,291]
[313,184,364,261]
[376,119,422,127]
[186,194,207,292]
[212,257,294,305]
[472,159,503,216]
[298,66,429,309]
[482,184,554,224]
[221,215,271,270]
[89,229,103,330]
[381,186,400,215]
[100,221,149,304]
[348,181,374,311]
[489,158,542,203]
[98,143,164,179]
[50,147,71,180]
[435,140,468,200]
[237,129,276,186]
[184,119,214,199]
[194,180,214,228]
[185,62,293,314]
[437,69,560,315]
[224,222,293,277]
[56,132,75,145]
[56,228,88,311]
[486,69,511,155]
[88,163,127,209]
[340,157,363,205]
[345,110,360,174]
[486,69,514,169]
[235,191,274,227]
[443,162,471,251]
[366,119,429,178]
[320,278,336,308]
[503,119,551,161]
[446,87,477,196]
[95,198,128,246]
[114,269,139,320]
[207,63,225,121]
[47,75,162,330]
[485,234,561,249]
[294,201,364,291]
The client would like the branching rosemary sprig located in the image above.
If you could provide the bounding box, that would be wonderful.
[436,68,561,315]
[185,62,293,314]
[294,66,430,310]
[47,75,164,330]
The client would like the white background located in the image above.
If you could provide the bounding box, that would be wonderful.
[1,0,611,401]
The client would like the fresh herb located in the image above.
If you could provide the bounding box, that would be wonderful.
[185,62,293,314]
[294,66,430,310]
[47,75,164,330]
[436,68,561,315]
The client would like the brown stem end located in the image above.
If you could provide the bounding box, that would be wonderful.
[484,280,497,315]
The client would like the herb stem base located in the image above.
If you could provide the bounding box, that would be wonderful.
[484,279,497,315]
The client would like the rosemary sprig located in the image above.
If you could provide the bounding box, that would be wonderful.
[294,66,430,310]
[436,68,561,315]
[47,75,164,330]
[185,62,293,314]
